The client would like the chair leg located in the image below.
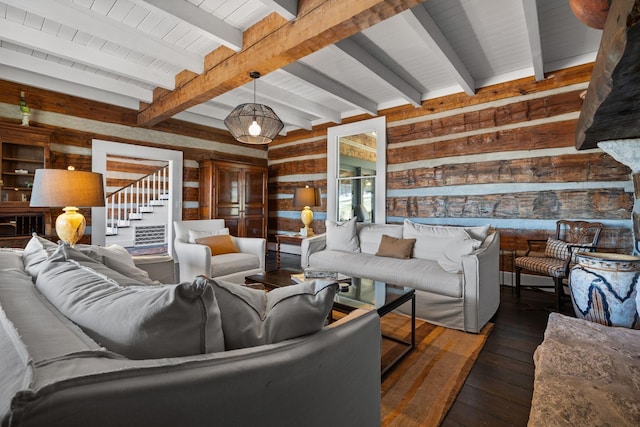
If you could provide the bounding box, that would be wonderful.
[515,267,522,299]
[554,277,563,311]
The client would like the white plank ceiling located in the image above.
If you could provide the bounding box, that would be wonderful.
[0,0,603,135]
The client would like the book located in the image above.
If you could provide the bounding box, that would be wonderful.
[303,269,351,282]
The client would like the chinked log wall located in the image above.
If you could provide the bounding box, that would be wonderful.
[268,64,634,273]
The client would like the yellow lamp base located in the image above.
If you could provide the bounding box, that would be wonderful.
[300,206,314,236]
[55,206,86,247]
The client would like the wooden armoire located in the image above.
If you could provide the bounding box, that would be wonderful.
[198,160,267,239]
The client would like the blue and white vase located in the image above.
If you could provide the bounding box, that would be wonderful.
[569,252,640,329]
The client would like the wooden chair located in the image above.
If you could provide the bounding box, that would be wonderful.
[515,220,603,310]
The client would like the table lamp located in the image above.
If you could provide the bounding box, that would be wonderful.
[293,186,321,237]
[30,167,105,246]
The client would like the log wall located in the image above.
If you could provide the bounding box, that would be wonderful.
[268,64,635,271]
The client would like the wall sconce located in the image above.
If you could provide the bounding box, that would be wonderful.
[30,167,105,246]
[293,186,321,237]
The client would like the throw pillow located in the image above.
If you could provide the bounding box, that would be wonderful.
[544,238,569,260]
[437,234,483,273]
[209,278,338,350]
[75,244,159,285]
[325,217,360,252]
[402,219,490,261]
[375,234,416,259]
[188,228,229,244]
[36,245,225,359]
[22,234,58,279]
[195,234,239,256]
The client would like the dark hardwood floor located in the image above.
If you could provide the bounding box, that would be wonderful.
[269,250,575,427]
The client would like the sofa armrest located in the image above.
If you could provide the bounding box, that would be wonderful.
[300,234,327,268]
[231,236,266,272]
[174,240,212,282]
[460,231,500,333]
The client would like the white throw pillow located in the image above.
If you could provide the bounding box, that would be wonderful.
[210,278,338,350]
[36,245,225,359]
[437,235,483,273]
[325,217,360,252]
[188,227,230,243]
[402,219,490,261]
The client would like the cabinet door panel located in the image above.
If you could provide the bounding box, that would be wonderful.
[245,170,266,206]
[216,168,241,205]
[243,218,265,239]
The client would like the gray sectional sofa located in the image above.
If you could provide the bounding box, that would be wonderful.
[0,237,381,427]
[301,219,500,333]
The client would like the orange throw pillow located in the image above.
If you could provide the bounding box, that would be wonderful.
[195,234,240,256]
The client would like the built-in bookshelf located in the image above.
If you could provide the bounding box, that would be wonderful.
[0,123,51,246]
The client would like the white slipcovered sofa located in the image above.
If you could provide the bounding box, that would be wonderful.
[173,219,265,283]
[301,219,500,333]
[0,237,381,427]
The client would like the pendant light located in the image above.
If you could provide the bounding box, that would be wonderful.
[224,71,284,144]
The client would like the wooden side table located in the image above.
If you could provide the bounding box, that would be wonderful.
[275,234,305,268]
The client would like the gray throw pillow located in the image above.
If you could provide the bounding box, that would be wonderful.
[325,217,360,252]
[36,245,225,359]
[209,278,338,350]
[75,244,160,285]
[22,234,58,279]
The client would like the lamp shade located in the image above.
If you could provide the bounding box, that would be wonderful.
[224,103,284,144]
[293,187,321,208]
[30,169,105,208]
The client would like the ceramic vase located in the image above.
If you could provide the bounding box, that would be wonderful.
[569,252,640,329]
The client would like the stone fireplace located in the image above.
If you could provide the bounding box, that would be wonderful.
[598,139,640,254]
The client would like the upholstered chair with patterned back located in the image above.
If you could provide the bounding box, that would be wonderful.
[515,220,603,310]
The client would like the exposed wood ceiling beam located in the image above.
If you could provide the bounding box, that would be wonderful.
[0,17,174,89]
[521,0,545,81]
[0,48,153,102]
[141,0,243,51]
[259,0,298,20]
[137,0,426,127]
[403,4,475,96]
[4,0,203,74]
[282,62,378,116]
[335,37,422,107]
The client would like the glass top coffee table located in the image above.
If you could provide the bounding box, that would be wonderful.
[245,269,415,376]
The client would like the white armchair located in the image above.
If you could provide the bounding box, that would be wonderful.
[173,219,265,284]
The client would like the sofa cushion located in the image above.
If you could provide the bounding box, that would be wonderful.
[196,234,239,256]
[309,250,463,298]
[210,252,260,277]
[22,234,58,278]
[209,278,338,350]
[326,217,360,252]
[402,220,490,261]
[375,235,416,259]
[75,244,159,285]
[0,249,24,270]
[35,245,225,359]
[188,227,229,243]
[358,223,403,254]
[437,235,482,273]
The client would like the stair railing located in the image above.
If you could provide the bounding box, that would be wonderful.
[106,165,170,236]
